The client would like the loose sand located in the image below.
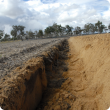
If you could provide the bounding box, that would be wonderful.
[39,33,110,110]
[63,33,110,110]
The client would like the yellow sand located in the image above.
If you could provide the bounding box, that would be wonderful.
[62,33,110,110]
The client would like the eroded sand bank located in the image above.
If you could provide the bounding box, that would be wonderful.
[64,33,110,110]
[41,34,110,110]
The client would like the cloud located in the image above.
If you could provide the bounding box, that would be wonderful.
[41,0,56,4]
[0,0,25,19]
[0,0,109,35]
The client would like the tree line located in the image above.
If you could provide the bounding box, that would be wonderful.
[0,20,110,41]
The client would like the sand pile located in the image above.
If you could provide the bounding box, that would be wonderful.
[39,33,110,110]
[63,33,110,110]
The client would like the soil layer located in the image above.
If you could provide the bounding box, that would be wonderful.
[37,33,110,110]
[0,39,68,110]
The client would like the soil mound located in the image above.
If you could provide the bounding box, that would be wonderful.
[63,33,110,110]
[38,33,110,110]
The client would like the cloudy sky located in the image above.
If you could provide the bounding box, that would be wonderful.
[0,0,110,34]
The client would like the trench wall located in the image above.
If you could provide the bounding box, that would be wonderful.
[0,39,68,110]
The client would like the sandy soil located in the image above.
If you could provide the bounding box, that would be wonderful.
[38,33,110,110]
[66,33,110,110]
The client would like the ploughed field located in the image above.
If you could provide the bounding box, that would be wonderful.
[0,38,64,79]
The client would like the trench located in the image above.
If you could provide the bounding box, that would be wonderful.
[0,39,70,110]
[36,40,70,110]
[1,34,110,110]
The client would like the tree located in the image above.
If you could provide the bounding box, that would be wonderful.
[61,27,66,36]
[103,26,108,33]
[95,21,105,33]
[74,26,81,35]
[34,30,38,38]
[65,25,73,35]
[44,27,50,37]
[73,31,76,35]
[3,34,10,41]
[57,24,63,36]
[44,23,68,37]
[84,23,96,34]
[10,25,18,40]
[11,30,17,40]
[18,25,25,40]
[89,23,96,34]
[83,24,89,34]
[18,25,25,35]
[11,25,25,40]
[108,24,110,32]
[52,23,59,37]
[44,26,55,37]
[38,30,43,38]
[26,30,35,39]
[52,23,67,37]
[83,23,95,34]
[0,30,4,40]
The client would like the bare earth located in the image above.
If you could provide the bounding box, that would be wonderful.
[41,33,110,110]
[0,38,65,79]
[1,34,110,110]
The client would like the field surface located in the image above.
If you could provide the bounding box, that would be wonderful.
[0,38,65,79]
